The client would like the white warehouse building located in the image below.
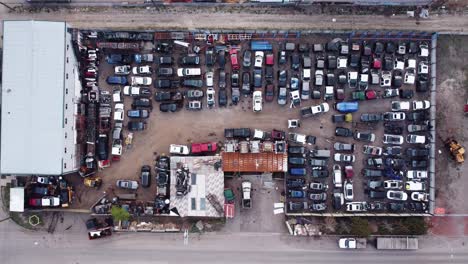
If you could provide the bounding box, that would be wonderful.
[1,21,81,175]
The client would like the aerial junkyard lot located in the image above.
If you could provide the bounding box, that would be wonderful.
[56,30,440,219]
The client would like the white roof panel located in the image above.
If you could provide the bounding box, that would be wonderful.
[1,21,66,175]
[9,187,25,212]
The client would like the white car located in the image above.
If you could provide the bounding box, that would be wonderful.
[412,100,430,110]
[131,76,152,86]
[311,102,330,115]
[404,69,415,84]
[384,180,403,189]
[132,65,152,75]
[177,68,201,77]
[114,103,124,121]
[337,56,347,69]
[347,71,358,88]
[37,176,50,184]
[113,89,122,103]
[391,101,410,111]
[169,144,190,155]
[394,57,405,71]
[380,71,392,87]
[405,181,427,191]
[123,86,141,96]
[406,134,427,144]
[334,153,356,163]
[418,61,429,74]
[419,43,429,57]
[114,65,131,75]
[411,192,429,202]
[406,58,416,69]
[406,170,428,179]
[315,70,324,86]
[387,190,408,201]
[288,119,300,129]
[253,91,263,112]
[333,164,342,188]
[346,202,367,212]
[383,134,404,145]
[206,87,215,108]
[383,112,406,121]
[343,181,353,201]
[205,71,214,87]
[254,51,264,68]
[290,90,301,107]
[41,196,60,207]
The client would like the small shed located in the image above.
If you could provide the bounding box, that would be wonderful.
[9,187,25,212]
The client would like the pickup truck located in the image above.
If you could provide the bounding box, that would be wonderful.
[338,238,367,249]
[191,142,217,154]
[242,181,252,209]
[134,54,154,63]
[300,106,313,117]
[289,133,307,144]
[225,128,251,138]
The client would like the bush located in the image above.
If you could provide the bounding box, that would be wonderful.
[401,217,427,235]
[349,217,371,237]
[111,206,130,222]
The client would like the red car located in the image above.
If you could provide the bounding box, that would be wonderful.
[344,165,354,179]
[365,90,377,100]
[372,56,381,69]
[265,53,274,66]
[191,142,218,154]
[265,84,274,102]
[271,129,285,140]
[29,198,41,207]
[229,49,240,70]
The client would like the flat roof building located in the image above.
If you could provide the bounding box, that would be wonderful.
[222,152,288,173]
[1,21,80,175]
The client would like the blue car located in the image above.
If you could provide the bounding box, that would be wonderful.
[106,76,128,85]
[289,168,306,176]
[288,190,306,198]
[336,102,359,113]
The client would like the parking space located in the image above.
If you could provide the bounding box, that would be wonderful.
[72,31,433,219]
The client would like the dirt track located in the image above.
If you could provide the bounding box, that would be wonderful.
[1,5,468,34]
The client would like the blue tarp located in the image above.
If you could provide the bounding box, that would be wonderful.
[251,41,272,51]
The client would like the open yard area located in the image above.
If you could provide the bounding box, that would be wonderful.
[62,30,435,220]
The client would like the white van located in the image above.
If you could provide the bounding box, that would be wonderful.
[177,68,201,77]
[333,164,343,188]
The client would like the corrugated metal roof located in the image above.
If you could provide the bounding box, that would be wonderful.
[9,187,25,212]
[1,21,66,175]
[222,152,288,172]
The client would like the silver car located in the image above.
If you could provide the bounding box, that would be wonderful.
[116,180,139,190]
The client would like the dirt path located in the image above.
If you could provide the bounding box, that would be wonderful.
[1,6,467,34]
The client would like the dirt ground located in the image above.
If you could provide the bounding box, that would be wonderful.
[432,34,468,215]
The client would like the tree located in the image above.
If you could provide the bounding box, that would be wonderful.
[402,217,427,235]
[111,206,130,222]
[349,217,371,237]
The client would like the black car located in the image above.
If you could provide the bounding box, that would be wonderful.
[393,71,403,88]
[385,158,405,168]
[218,89,228,107]
[410,159,428,169]
[349,53,360,68]
[289,201,307,211]
[286,178,306,188]
[407,111,428,122]
[367,202,385,211]
[159,103,177,112]
[407,202,426,212]
[254,69,262,88]
[332,114,346,123]
[384,123,403,135]
[326,73,336,86]
[243,50,252,68]
[219,70,227,89]
[265,66,274,81]
[335,127,353,137]
[154,91,180,102]
[388,202,405,212]
[383,56,393,70]
[327,55,337,69]
[312,169,329,178]
[288,157,306,165]
[183,79,203,88]
[399,89,414,99]
[416,79,429,92]
[360,56,370,73]
[158,67,173,77]
[140,165,151,188]
[132,98,152,109]
[406,148,430,158]
[97,134,109,161]
[156,56,172,65]
[360,113,383,122]
[369,191,386,199]
[374,42,384,55]
[206,48,215,66]
[384,146,402,156]
[128,121,146,131]
[278,70,287,87]
[231,71,240,88]
[288,146,305,155]
[218,50,226,68]
[241,72,250,95]
[154,79,172,89]
[180,56,200,65]
[386,42,396,54]
[291,54,300,70]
